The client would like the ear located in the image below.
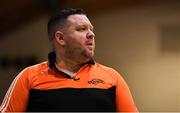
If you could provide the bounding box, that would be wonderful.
[55,31,65,46]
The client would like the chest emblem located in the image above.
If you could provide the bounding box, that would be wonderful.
[88,79,105,85]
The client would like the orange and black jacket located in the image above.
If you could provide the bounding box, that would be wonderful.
[0,52,138,112]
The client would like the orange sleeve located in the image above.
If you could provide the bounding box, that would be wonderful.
[114,71,138,112]
[0,68,30,112]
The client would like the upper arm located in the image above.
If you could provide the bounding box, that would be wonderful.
[114,71,138,112]
[0,68,30,112]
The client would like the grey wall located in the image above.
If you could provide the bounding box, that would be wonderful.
[93,1,180,111]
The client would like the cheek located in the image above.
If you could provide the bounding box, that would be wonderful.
[65,32,86,46]
[66,38,84,49]
[73,37,85,45]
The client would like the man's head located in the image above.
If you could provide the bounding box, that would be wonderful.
[48,8,95,63]
[48,8,86,40]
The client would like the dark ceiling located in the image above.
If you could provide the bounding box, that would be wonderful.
[0,0,172,37]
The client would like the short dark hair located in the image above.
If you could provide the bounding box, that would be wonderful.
[47,8,86,40]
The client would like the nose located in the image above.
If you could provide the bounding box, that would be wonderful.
[87,30,95,39]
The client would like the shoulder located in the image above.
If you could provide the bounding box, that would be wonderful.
[95,63,129,87]
[16,61,49,80]
[94,63,128,85]
[25,61,49,73]
[4,61,49,92]
[94,63,122,80]
[95,63,120,75]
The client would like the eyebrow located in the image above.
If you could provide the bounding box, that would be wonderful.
[76,24,94,29]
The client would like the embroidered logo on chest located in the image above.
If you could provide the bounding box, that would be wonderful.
[88,79,105,85]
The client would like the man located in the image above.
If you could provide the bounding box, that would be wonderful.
[0,8,138,112]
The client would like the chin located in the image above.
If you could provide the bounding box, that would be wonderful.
[81,50,94,59]
[83,53,93,61]
[87,51,94,57]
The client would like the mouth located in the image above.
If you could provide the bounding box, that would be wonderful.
[86,41,93,46]
[87,43,94,48]
[86,42,94,50]
[87,43,93,46]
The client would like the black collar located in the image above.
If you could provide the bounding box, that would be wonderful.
[48,52,95,70]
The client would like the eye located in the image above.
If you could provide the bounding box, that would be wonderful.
[77,27,86,31]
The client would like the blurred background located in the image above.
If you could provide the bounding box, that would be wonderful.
[0,0,180,111]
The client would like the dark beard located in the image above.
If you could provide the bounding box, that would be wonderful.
[65,47,93,64]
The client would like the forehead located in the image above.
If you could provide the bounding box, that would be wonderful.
[67,14,92,26]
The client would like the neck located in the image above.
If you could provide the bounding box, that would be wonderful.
[55,54,89,74]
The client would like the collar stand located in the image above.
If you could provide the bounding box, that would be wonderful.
[48,52,95,69]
